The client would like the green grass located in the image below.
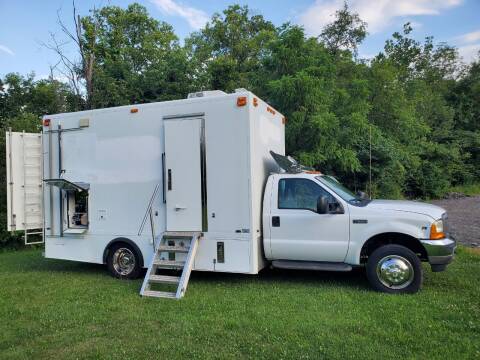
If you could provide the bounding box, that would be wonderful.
[449,183,480,196]
[0,248,479,359]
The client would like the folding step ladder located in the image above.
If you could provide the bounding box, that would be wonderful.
[21,132,43,244]
[140,231,201,299]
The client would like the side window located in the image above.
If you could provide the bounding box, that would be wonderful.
[278,178,334,212]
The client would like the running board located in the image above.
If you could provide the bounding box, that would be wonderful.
[272,260,352,272]
[140,231,201,299]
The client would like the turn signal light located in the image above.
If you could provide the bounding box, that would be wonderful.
[43,119,51,126]
[430,221,445,240]
[237,96,247,107]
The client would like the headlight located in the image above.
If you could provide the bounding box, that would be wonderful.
[430,219,445,240]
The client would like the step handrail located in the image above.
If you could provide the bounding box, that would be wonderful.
[138,184,160,236]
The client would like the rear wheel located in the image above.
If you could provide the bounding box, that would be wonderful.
[366,244,423,294]
[107,243,142,279]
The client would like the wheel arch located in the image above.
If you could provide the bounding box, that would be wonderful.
[103,237,144,268]
[360,232,428,264]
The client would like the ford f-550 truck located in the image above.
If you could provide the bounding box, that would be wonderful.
[6,89,455,298]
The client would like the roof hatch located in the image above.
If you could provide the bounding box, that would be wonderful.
[270,151,314,174]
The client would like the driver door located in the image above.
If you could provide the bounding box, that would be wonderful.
[269,177,350,262]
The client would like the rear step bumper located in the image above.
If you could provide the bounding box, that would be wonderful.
[272,260,352,272]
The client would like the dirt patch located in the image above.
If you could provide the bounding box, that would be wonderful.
[430,195,480,247]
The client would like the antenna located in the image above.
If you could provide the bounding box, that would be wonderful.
[369,125,372,199]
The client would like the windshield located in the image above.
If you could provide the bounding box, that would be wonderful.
[316,175,358,202]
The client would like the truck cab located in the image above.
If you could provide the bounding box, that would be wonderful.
[262,170,456,294]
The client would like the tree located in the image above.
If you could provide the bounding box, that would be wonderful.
[83,3,190,108]
[319,2,367,56]
[186,5,276,92]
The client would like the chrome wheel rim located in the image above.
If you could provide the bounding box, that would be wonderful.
[376,255,414,290]
[112,248,135,276]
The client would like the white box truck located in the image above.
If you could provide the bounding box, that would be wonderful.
[6,89,456,298]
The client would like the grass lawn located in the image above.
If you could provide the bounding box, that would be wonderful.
[0,248,479,359]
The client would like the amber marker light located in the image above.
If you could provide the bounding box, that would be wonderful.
[237,96,247,107]
[430,220,445,240]
[43,119,51,126]
[130,108,139,113]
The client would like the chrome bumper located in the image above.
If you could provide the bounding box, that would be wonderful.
[420,238,456,271]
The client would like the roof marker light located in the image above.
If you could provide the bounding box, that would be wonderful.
[237,96,247,107]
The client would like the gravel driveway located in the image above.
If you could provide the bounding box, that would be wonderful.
[430,195,480,247]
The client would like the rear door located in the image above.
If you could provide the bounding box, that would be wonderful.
[164,118,204,231]
[6,131,43,234]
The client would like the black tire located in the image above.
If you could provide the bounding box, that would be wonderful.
[366,244,423,294]
[106,242,142,279]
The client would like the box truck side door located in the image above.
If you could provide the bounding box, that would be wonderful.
[268,176,350,262]
[164,117,204,232]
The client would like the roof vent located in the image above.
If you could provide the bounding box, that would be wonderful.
[187,90,227,99]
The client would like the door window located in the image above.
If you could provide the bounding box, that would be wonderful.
[278,178,334,212]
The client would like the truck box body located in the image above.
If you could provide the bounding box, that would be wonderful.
[33,90,285,274]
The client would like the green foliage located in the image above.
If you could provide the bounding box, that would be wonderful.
[83,3,193,107]
[319,2,367,56]
[185,4,276,92]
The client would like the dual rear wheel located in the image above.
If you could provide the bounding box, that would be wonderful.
[106,243,142,279]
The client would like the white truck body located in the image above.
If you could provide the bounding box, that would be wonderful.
[8,90,284,274]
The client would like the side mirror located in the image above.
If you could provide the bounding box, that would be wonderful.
[317,196,329,214]
[356,191,367,200]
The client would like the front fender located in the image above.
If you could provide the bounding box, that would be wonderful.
[345,211,431,265]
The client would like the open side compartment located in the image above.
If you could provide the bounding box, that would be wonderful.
[44,179,89,235]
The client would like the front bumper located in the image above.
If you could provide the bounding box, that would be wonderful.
[420,238,456,271]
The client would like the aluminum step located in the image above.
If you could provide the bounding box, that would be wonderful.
[272,260,353,272]
[142,290,177,299]
[149,274,180,284]
[140,231,201,299]
[153,259,185,268]
[157,245,190,253]
[163,231,199,238]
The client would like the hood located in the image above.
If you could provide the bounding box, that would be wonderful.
[367,200,445,219]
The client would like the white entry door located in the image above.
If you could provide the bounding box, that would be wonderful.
[164,118,203,231]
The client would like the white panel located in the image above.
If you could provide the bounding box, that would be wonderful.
[194,238,251,273]
[6,131,43,231]
[164,118,202,231]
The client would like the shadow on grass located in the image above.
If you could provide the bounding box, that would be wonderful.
[6,249,370,292]
[189,266,370,291]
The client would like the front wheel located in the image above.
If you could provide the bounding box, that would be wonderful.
[107,243,142,279]
[366,244,423,294]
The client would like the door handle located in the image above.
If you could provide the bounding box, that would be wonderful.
[167,169,172,190]
[175,206,187,211]
[272,216,280,227]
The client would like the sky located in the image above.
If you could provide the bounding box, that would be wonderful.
[0,0,479,79]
